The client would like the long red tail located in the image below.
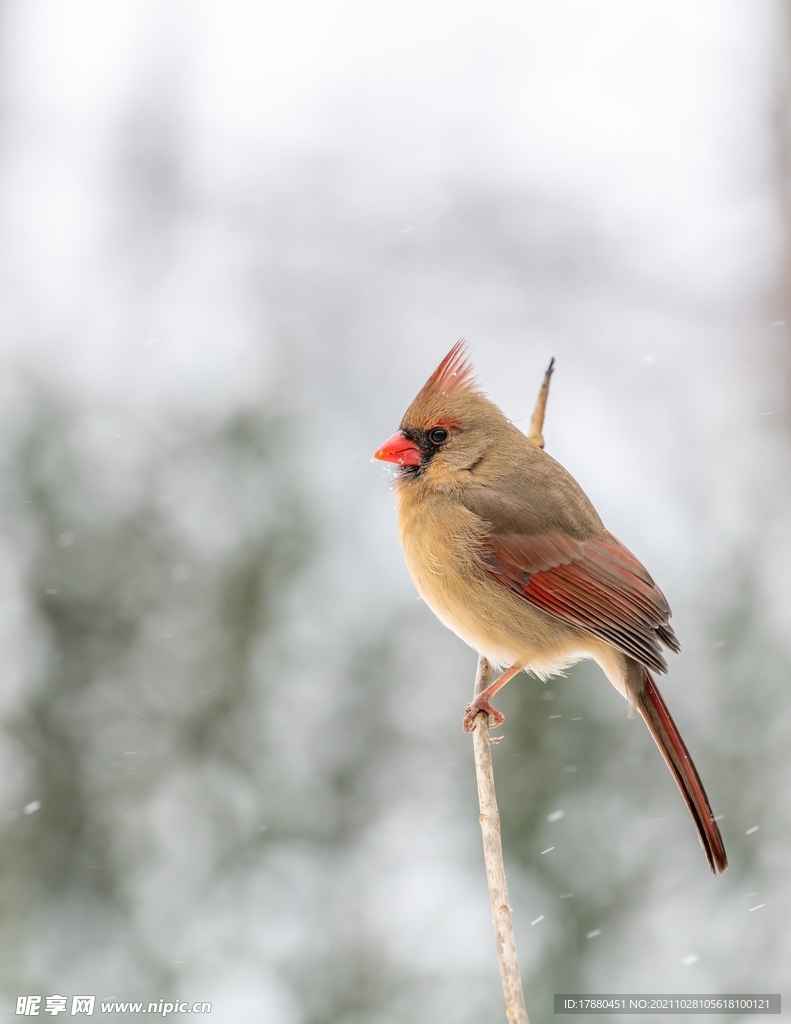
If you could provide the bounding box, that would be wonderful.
[637,670,727,874]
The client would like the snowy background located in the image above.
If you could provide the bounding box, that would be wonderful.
[0,1,788,1021]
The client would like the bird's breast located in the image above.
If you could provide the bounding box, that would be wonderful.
[395,486,514,662]
[395,483,475,581]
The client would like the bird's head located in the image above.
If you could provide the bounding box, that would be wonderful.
[373,340,508,485]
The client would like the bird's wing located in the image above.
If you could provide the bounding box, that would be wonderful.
[474,529,679,673]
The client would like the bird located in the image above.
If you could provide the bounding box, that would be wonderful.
[373,340,727,874]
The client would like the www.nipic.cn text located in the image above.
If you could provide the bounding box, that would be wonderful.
[16,996,212,1015]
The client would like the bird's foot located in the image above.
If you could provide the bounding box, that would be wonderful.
[462,697,505,733]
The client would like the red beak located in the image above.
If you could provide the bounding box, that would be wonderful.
[373,431,422,467]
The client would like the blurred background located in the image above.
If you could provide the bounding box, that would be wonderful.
[0,1,788,1021]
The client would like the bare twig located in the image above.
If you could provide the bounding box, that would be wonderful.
[471,361,555,1021]
[472,655,530,1024]
[527,357,555,448]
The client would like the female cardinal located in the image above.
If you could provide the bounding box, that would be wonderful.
[374,341,727,874]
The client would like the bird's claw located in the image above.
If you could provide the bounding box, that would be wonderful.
[462,698,505,733]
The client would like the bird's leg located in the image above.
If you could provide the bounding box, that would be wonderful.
[462,664,523,733]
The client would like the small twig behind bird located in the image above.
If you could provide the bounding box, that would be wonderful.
[526,357,555,449]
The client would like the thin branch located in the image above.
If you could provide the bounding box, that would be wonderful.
[527,358,555,449]
[472,655,530,1024]
[471,361,555,1020]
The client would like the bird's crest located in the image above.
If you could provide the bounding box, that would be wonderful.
[416,339,478,403]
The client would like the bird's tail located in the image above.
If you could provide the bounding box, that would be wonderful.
[636,668,728,874]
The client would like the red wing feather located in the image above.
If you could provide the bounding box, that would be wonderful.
[478,531,678,672]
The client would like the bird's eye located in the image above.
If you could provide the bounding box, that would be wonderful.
[429,427,448,445]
